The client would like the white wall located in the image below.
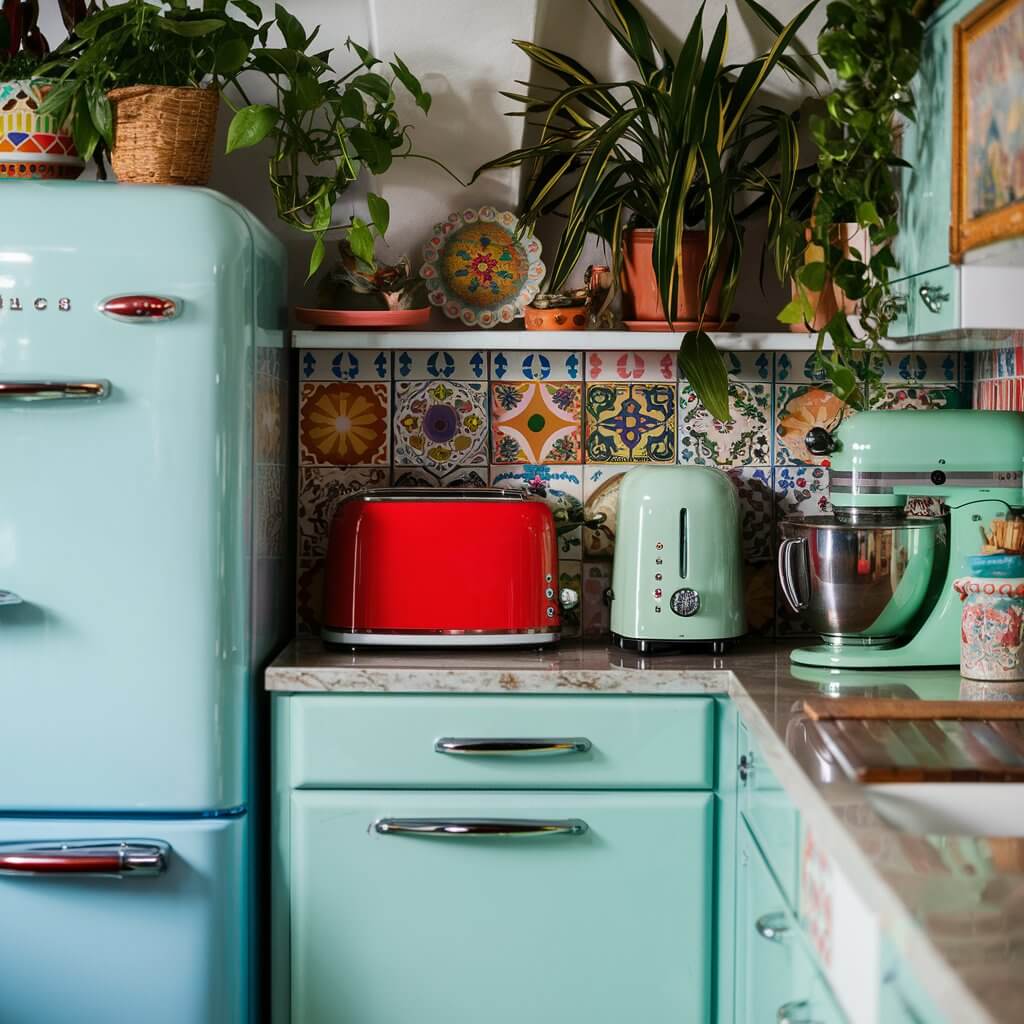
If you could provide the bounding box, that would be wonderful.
[40,0,828,324]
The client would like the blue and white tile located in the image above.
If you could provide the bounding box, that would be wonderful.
[301,349,391,381]
[721,350,774,382]
[391,466,489,489]
[491,350,583,382]
[490,464,584,558]
[882,351,959,384]
[878,384,963,410]
[394,349,488,381]
[775,351,828,383]
[774,465,831,517]
[298,466,388,559]
[586,350,677,382]
[679,382,771,467]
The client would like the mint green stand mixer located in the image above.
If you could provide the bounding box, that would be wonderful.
[778,410,1024,668]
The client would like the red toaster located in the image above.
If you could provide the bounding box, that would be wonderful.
[322,488,566,646]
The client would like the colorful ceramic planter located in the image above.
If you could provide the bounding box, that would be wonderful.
[953,576,1024,681]
[0,80,83,180]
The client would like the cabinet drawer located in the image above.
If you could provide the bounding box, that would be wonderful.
[284,695,714,790]
[290,790,713,1023]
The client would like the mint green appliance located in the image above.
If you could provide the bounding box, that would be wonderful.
[609,465,746,653]
[779,410,1024,669]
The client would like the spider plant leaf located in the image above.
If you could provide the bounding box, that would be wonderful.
[653,146,698,327]
[669,1,705,125]
[606,0,657,79]
[738,0,825,83]
[692,11,728,146]
[512,40,620,117]
[679,330,730,422]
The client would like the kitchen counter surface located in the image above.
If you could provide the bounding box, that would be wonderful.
[267,639,1024,1024]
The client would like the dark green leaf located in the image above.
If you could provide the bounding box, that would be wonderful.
[797,261,827,291]
[346,37,380,69]
[348,221,375,266]
[274,3,306,50]
[214,35,250,75]
[157,17,226,37]
[678,331,731,422]
[349,126,392,174]
[308,236,325,279]
[366,192,390,237]
[292,73,321,110]
[225,103,277,152]
[351,72,392,103]
[231,0,261,24]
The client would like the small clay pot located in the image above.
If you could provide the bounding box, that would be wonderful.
[524,305,587,330]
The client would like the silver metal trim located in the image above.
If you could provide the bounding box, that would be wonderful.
[321,627,560,647]
[755,912,790,943]
[0,380,110,401]
[0,839,169,877]
[355,486,528,502]
[0,591,22,606]
[435,737,592,757]
[918,283,950,314]
[778,537,809,612]
[831,469,1022,494]
[373,818,588,838]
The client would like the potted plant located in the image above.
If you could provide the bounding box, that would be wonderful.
[1,0,85,179]
[39,0,259,185]
[225,17,446,280]
[474,0,823,421]
[297,240,432,329]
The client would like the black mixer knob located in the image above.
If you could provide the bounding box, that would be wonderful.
[804,427,836,456]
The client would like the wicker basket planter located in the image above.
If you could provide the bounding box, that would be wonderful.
[107,85,219,185]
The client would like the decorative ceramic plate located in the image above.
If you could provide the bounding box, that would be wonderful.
[0,80,83,180]
[420,207,545,329]
[294,306,431,329]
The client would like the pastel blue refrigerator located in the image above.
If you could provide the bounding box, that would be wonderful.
[0,181,288,1022]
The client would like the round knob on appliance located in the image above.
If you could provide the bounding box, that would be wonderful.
[670,588,701,617]
[804,427,835,456]
[559,588,579,610]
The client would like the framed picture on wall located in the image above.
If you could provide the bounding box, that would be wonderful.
[952,0,1024,260]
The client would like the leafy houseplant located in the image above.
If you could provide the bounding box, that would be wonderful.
[316,240,428,313]
[780,0,925,409]
[475,0,823,421]
[225,11,439,279]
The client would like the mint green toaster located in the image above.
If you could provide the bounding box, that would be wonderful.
[609,466,746,653]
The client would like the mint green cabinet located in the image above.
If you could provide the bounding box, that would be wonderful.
[879,939,947,1024]
[289,789,713,1023]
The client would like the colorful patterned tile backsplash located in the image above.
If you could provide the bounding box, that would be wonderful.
[294,346,970,636]
[972,333,1024,411]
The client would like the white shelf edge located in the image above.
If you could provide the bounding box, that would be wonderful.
[291,329,970,352]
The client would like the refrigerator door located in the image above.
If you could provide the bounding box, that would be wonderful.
[0,813,247,1023]
[0,182,282,812]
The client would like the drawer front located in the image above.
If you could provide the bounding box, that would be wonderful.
[287,695,714,790]
[886,266,959,339]
[290,790,713,1024]
[738,720,800,909]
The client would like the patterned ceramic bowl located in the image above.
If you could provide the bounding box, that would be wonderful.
[0,79,84,180]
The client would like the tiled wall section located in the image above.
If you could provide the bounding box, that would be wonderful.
[973,332,1024,410]
[296,346,966,639]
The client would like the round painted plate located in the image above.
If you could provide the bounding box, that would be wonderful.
[624,315,739,331]
[420,207,545,328]
[294,306,431,329]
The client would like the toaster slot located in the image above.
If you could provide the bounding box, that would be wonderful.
[679,508,688,579]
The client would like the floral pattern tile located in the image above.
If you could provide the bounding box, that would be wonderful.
[775,385,851,466]
[878,385,963,410]
[559,561,582,639]
[492,351,583,382]
[587,350,677,382]
[775,465,831,517]
[490,464,584,558]
[298,467,388,559]
[394,350,487,381]
[393,381,488,472]
[679,382,771,467]
[581,562,612,639]
[300,382,390,467]
[491,382,582,464]
[296,558,325,637]
[302,349,391,381]
[726,467,774,563]
[585,383,676,463]
[391,467,488,488]
[582,466,627,559]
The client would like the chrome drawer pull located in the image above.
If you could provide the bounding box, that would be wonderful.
[434,737,592,757]
[777,1000,820,1024]
[374,818,588,838]
[0,840,169,878]
[0,590,22,606]
[755,912,790,942]
[0,380,110,401]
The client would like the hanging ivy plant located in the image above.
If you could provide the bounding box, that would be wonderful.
[780,0,925,409]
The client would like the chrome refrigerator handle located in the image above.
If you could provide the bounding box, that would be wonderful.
[0,840,169,877]
[0,591,22,606]
[778,538,810,612]
[374,818,589,838]
[434,737,592,757]
[0,381,111,401]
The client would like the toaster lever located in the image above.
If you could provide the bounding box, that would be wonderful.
[434,738,592,757]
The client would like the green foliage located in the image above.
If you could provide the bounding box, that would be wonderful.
[315,240,427,312]
[783,0,925,409]
[474,0,823,423]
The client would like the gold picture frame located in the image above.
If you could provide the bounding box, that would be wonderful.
[951,0,1024,261]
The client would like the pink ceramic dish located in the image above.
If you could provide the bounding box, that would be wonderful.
[295,307,432,329]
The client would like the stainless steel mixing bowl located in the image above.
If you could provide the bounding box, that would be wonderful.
[778,514,948,645]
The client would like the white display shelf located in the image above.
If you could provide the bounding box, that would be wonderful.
[291,329,968,352]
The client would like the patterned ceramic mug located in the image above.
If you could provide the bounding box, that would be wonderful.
[0,79,83,180]
[953,576,1024,681]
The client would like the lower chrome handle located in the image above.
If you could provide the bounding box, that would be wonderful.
[0,840,169,877]
[434,737,592,757]
[0,380,110,401]
[918,283,949,314]
[374,818,589,838]
[778,537,810,613]
[777,1000,820,1024]
[755,912,790,942]
[0,590,22,606]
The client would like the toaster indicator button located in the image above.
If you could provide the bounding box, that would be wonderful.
[546,607,555,618]
[656,542,664,550]
[655,557,663,565]
[670,588,701,617]
[653,588,663,599]
[545,574,553,583]
[654,573,663,581]
[655,606,662,613]
[545,587,554,599]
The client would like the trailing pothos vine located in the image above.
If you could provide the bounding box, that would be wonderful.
[780,0,925,409]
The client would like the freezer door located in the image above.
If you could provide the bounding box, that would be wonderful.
[0,813,247,1023]
[0,182,277,812]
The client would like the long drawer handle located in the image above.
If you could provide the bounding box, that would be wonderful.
[0,840,169,877]
[434,737,592,757]
[777,1000,820,1024]
[374,818,589,838]
[0,590,22,606]
[0,380,110,401]
[755,912,790,942]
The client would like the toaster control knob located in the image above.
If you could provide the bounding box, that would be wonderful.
[545,587,554,599]
[670,588,701,617]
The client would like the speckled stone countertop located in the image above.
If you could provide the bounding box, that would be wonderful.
[267,640,1024,1024]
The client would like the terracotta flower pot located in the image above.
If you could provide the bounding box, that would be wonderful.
[621,227,724,322]
[0,79,83,180]
[789,224,869,333]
